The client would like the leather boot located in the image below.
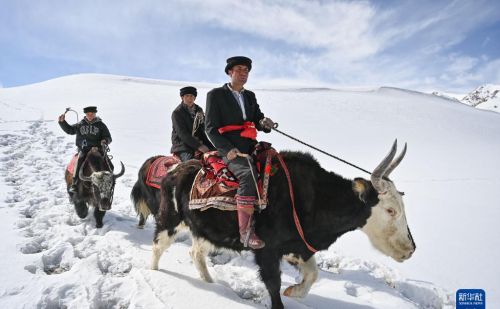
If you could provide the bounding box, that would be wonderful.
[237,207,265,249]
[69,155,81,194]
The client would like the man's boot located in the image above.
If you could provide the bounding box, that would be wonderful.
[69,178,78,194]
[69,156,81,194]
[236,196,265,249]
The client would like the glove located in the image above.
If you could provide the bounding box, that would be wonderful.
[226,148,241,161]
[259,117,275,130]
[198,145,210,153]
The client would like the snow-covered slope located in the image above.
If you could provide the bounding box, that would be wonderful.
[1,74,499,308]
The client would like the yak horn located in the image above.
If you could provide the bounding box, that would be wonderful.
[384,142,407,177]
[371,139,397,192]
[113,162,125,179]
[78,168,92,182]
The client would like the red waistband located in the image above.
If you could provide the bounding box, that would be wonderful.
[218,121,257,140]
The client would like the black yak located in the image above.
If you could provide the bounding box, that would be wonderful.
[151,141,415,309]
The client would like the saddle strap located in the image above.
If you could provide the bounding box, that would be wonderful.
[275,152,318,253]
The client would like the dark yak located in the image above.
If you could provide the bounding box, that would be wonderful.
[130,155,163,228]
[65,147,125,228]
[151,141,416,309]
[130,155,180,228]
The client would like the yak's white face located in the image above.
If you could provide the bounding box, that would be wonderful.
[89,171,114,210]
[361,180,415,262]
[79,160,125,211]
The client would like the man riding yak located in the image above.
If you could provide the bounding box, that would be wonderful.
[171,86,213,161]
[205,56,275,249]
[58,106,112,193]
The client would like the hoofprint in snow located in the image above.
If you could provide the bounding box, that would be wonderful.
[2,73,499,307]
[0,120,451,308]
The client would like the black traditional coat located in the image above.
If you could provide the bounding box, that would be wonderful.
[205,83,269,157]
[170,103,212,154]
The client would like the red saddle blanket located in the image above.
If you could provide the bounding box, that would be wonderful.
[189,142,277,211]
[146,156,181,189]
[67,153,79,175]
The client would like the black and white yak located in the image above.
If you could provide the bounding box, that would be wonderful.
[65,147,125,228]
[151,141,416,309]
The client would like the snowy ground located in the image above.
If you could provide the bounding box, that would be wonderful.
[1,74,499,308]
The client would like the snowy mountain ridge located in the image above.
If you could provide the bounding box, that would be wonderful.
[461,84,500,111]
[432,84,500,113]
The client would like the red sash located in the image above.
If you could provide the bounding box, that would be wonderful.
[218,121,257,140]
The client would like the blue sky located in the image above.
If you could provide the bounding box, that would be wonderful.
[1,0,499,92]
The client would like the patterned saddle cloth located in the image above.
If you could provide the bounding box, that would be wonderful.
[146,156,181,189]
[66,153,79,175]
[189,142,277,212]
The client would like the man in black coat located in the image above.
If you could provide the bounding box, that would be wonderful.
[205,56,275,249]
[58,106,112,193]
[171,86,213,161]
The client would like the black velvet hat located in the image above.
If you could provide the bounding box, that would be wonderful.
[83,106,97,113]
[180,86,197,97]
[224,56,252,74]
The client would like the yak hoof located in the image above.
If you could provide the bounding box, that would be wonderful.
[96,223,103,228]
[200,274,214,283]
[137,224,145,229]
[283,285,307,298]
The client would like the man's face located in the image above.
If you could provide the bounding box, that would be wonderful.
[85,112,96,121]
[182,94,196,107]
[229,65,249,85]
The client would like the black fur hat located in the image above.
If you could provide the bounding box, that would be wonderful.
[224,56,252,74]
[83,106,97,113]
[180,86,197,97]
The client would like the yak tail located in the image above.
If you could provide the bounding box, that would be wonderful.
[131,180,143,213]
[131,180,152,221]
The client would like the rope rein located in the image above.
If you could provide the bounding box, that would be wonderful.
[275,152,318,253]
[272,125,372,176]
[192,111,205,136]
[64,107,79,123]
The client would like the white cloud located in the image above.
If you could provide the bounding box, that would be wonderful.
[170,0,382,61]
[2,0,500,92]
[446,55,479,75]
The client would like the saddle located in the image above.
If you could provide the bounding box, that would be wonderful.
[66,153,79,175]
[189,142,277,212]
[145,156,181,189]
[66,148,115,175]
